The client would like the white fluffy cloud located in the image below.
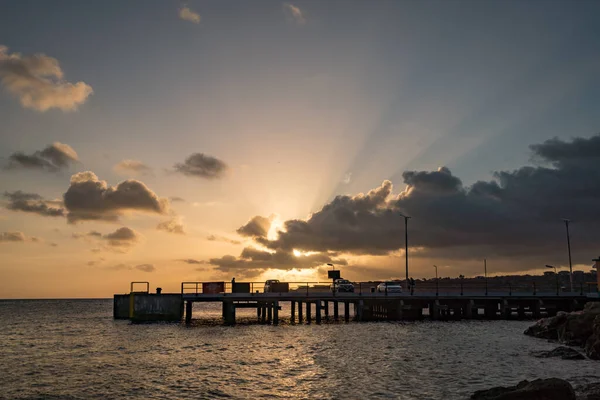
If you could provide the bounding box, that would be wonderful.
[0,45,93,111]
[179,6,201,24]
[283,3,306,25]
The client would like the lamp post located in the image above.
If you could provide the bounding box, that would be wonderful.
[562,219,573,292]
[545,264,558,295]
[484,258,488,296]
[433,265,439,296]
[400,213,411,291]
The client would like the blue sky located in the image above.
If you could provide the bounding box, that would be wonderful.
[1,1,600,296]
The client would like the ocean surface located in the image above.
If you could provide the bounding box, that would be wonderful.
[1,299,599,400]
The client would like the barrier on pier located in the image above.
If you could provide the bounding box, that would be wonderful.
[203,282,225,294]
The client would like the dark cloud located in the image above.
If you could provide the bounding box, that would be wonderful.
[102,227,140,247]
[179,258,202,264]
[207,234,241,245]
[63,171,169,223]
[4,190,65,217]
[242,133,600,271]
[0,231,37,243]
[169,196,185,202]
[157,219,185,234]
[6,142,79,172]
[207,247,347,278]
[237,215,273,238]
[173,153,228,179]
[113,160,153,176]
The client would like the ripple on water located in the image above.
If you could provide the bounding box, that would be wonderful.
[0,300,599,400]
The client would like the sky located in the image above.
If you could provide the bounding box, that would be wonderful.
[1,0,600,298]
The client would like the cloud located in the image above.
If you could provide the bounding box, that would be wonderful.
[283,3,306,25]
[3,191,65,217]
[207,234,241,245]
[72,230,102,239]
[102,227,140,248]
[0,45,93,111]
[63,171,169,223]
[6,142,79,172]
[236,215,273,238]
[169,196,185,202]
[179,258,202,264]
[157,219,185,235]
[235,133,600,272]
[135,263,155,272]
[173,153,228,179]
[113,160,153,176]
[0,231,38,243]
[207,247,346,278]
[179,6,201,24]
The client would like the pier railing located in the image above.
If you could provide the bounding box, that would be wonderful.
[180,280,598,296]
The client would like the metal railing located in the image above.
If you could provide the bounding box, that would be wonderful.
[180,280,598,296]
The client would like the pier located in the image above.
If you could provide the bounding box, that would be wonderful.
[114,280,599,324]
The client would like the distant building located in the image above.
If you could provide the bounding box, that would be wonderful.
[544,271,555,276]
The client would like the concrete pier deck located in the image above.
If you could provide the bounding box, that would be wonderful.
[114,280,599,324]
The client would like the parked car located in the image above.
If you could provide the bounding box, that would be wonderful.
[264,279,280,293]
[331,279,355,293]
[377,281,403,293]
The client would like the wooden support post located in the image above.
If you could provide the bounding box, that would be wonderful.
[291,301,296,324]
[431,300,440,320]
[267,303,273,323]
[464,300,473,319]
[185,301,192,324]
[356,300,364,321]
[257,302,262,320]
[316,300,322,324]
[324,301,329,319]
[532,300,541,319]
[501,300,511,319]
[306,302,312,323]
[273,301,279,325]
[261,305,267,324]
[298,301,303,323]
[333,301,339,321]
[344,301,350,322]
[223,301,235,325]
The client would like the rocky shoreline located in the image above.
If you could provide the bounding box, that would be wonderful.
[469,302,600,399]
[524,301,600,359]
[470,378,600,400]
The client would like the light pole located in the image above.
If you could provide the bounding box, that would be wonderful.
[484,258,488,296]
[400,213,411,291]
[562,219,573,292]
[545,264,558,295]
[433,265,439,296]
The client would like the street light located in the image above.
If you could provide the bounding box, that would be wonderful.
[433,265,439,296]
[562,218,573,292]
[484,258,488,296]
[399,213,411,291]
[545,264,559,295]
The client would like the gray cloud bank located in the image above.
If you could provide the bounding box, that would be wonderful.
[4,191,65,217]
[6,142,79,172]
[63,171,169,223]
[174,153,228,179]
[215,133,600,274]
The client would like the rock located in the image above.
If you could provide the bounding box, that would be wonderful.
[584,315,600,360]
[575,382,600,400]
[525,302,600,356]
[524,312,569,340]
[471,378,576,400]
[530,346,586,360]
